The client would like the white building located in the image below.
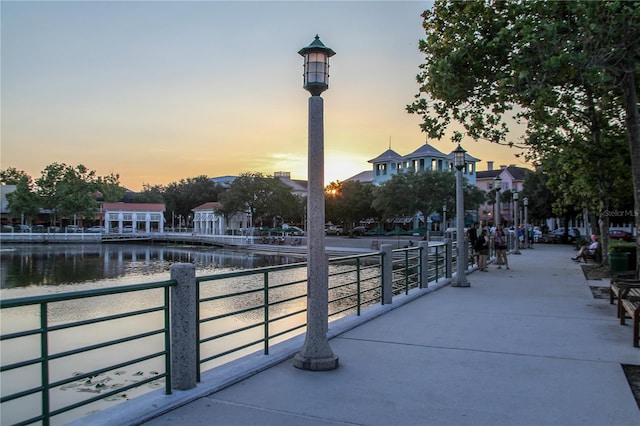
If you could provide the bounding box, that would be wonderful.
[103,202,165,233]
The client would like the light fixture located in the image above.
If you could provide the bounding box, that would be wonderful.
[298,35,336,96]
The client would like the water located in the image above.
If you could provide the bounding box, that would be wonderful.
[0,243,305,297]
[0,243,307,425]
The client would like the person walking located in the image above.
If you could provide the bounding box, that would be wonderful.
[475,228,489,271]
[493,224,509,270]
[468,222,479,266]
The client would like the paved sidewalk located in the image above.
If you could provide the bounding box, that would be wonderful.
[78,244,640,426]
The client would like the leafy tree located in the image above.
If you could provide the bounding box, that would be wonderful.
[56,164,99,224]
[325,180,376,230]
[0,167,30,185]
[127,183,165,203]
[35,162,67,227]
[6,174,40,224]
[520,169,555,224]
[371,170,482,226]
[162,175,225,225]
[218,172,294,227]
[408,0,639,267]
[97,172,126,202]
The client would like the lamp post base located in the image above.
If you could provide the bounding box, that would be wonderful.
[451,280,470,288]
[293,353,339,371]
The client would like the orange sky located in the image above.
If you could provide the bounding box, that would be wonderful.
[1,1,530,191]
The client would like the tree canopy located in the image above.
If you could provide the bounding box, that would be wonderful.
[409,0,639,266]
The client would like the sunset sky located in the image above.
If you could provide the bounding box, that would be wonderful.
[1,1,529,191]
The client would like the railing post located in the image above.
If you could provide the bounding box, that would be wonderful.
[445,238,453,278]
[380,244,393,304]
[419,241,429,288]
[170,263,197,390]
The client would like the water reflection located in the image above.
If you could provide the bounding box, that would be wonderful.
[0,243,305,291]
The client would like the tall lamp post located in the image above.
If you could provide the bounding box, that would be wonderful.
[494,176,502,226]
[442,205,447,234]
[523,197,529,249]
[513,191,521,254]
[293,35,339,371]
[452,144,469,287]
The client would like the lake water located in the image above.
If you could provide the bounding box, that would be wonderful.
[0,243,309,425]
[0,243,305,297]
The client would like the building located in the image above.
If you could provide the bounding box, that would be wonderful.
[192,202,250,236]
[476,162,530,226]
[367,142,480,186]
[103,202,165,233]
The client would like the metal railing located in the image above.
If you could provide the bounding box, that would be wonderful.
[1,242,458,425]
[0,281,175,426]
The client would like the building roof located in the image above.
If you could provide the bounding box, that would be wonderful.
[344,170,373,183]
[477,165,529,181]
[193,202,222,211]
[368,148,403,163]
[404,143,447,159]
[103,202,165,212]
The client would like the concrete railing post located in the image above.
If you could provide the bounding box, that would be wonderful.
[170,263,197,390]
[380,244,393,304]
[419,241,429,289]
[445,238,453,278]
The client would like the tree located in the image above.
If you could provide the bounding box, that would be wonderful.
[5,174,40,224]
[325,180,376,230]
[408,0,639,268]
[127,183,165,203]
[371,169,482,226]
[35,162,67,227]
[218,172,294,227]
[97,172,126,202]
[162,175,225,225]
[0,167,30,185]
[56,164,99,224]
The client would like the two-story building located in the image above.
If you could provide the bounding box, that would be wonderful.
[367,142,479,186]
[476,162,529,226]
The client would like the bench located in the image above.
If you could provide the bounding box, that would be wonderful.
[610,275,640,347]
[584,247,602,263]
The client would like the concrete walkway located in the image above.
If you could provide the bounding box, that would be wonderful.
[78,244,639,426]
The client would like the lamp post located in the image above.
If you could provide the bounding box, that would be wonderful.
[442,205,447,234]
[523,197,529,249]
[452,144,469,287]
[494,176,502,226]
[427,217,432,243]
[293,35,338,371]
[513,191,521,254]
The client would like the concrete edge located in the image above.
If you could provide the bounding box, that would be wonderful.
[68,277,453,426]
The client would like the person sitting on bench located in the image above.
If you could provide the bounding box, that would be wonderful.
[572,235,598,262]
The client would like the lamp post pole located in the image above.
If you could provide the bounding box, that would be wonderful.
[452,144,469,287]
[494,176,502,227]
[293,35,338,371]
[523,197,529,249]
[442,205,447,234]
[513,191,521,254]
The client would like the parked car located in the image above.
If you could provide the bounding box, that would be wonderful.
[87,226,105,233]
[325,225,344,236]
[123,226,134,233]
[283,225,304,236]
[66,225,81,233]
[351,226,367,236]
[550,227,580,243]
[609,229,633,242]
[14,225,32,232]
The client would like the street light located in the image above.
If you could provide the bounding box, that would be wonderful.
[452,144,469,287]
[523,197,529,249]
[442,205,447,234]
[293,35,339,371]
[513,191,521,255]
[494,175,502,226]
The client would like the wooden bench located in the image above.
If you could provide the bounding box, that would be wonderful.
[584,247,602,263]
[610,275,640,347]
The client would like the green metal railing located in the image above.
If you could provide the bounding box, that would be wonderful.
[1,242,452,424]
[0,281,175,426]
